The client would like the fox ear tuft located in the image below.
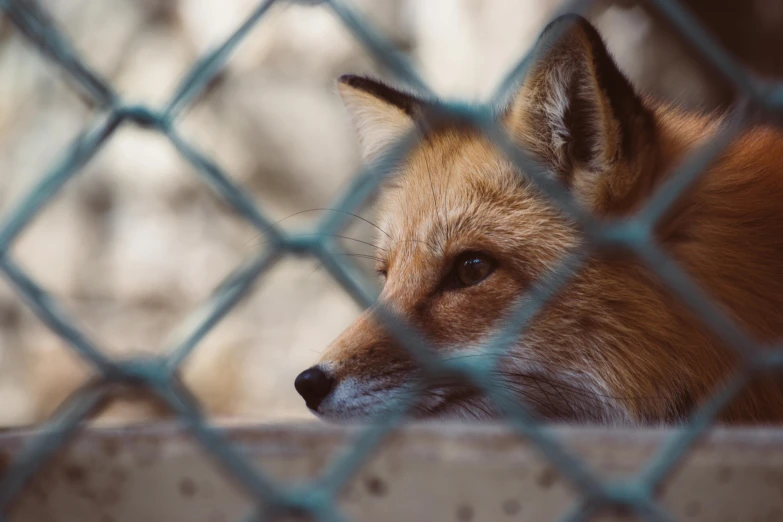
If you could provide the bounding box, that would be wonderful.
[337,75,423,162]
[507,15,653,189]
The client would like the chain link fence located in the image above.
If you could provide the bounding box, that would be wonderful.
[0,0,781,520]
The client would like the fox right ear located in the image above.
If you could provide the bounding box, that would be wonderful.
[505,14,654,210]
[337,75,422,162]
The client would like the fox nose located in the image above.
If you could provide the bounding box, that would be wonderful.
[294,367,334,410]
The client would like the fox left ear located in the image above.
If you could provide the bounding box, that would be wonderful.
[506,15,655,209]
[337,75,424,163]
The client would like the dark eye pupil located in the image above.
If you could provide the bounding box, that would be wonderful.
[458,256,488,285]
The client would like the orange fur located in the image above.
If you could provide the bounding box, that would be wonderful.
[300,15,783,425]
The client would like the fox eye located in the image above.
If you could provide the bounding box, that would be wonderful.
[453,252,495,288]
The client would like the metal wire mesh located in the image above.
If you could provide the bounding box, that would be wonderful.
[0,0,779,520]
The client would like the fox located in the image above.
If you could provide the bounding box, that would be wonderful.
[294,14,783,426]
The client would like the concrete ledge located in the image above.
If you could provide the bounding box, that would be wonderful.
[3,422,783,521]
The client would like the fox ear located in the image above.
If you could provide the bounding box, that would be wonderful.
[506,15,654,205]
[337,75,422,162]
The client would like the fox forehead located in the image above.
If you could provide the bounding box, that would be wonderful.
[375,127,578,274]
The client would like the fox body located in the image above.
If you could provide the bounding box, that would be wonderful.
[294,15,783,425]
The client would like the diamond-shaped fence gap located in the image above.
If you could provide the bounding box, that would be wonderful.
[162,248,281,376]
[167,254,365,422]
[315,128,423,240]
[164,128,281,243]
[31,0,197,109]
[589,7,725,113]
[0,112,120,257]
[14,325,96,426]
[632,240,760,361]
[0,31,95,190]
[172,81,360,235]
[7,298,184,427]
[174,0,403,114]
[478,247,590,366]
[0,32,103,237]
[314,215,385,289]
[0,255,115,381]
[5,122,251,365]
[635,104,749,230]
[314,242,435,366]
[404,0,589,103]
[481,1,772,121]
[165,0,276,120]
[0,278,41,428]
[324,0,430,96]
[326,0,589,105]
[172,3,409,230]
[556,437,663,521]
[2,0,115,109]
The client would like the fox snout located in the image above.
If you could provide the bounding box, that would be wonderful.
[294,367,334,411]
[294,308,424,421]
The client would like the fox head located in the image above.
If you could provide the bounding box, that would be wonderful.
[294,15,783,425]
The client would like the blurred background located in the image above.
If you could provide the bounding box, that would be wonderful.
[0,0,782,426]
